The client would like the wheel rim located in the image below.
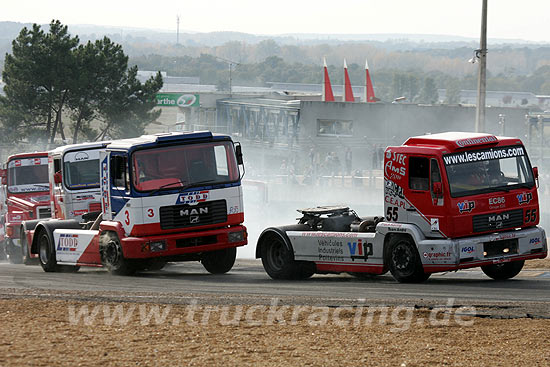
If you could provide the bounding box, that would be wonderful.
[39,234,50,264]
[103,240,121,267]
[392,242,414,274]
[266,238,286,271]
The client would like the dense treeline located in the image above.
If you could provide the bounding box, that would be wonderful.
[131,52,550,103]
[0,20,163,144]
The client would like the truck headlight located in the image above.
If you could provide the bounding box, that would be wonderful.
[149,240,166,252]
[228,230,245,243]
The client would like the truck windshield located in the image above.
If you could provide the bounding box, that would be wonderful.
[132,141,239,192]
[443,145,534,197]
[7,157,49,193]
[63,150,101,189]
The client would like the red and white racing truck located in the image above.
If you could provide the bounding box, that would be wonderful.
[26,131,247,275]
[257,132,547,282]
[0,152,50,263]
[20,141,110,264]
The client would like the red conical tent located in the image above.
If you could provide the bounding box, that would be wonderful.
[322,58,335,102]
[343,59,354,102]
[365,58,376,102]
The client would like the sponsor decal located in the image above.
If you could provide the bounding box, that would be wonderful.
[75,152,90,161]
[384,180,404,199]
[385,195,406,209]
[489,233,516,242]
[33,158,41,165]
[301,232,359,238]
[75,195,95,202]
[455,135,498,148]
[430,218,440,231]
[177,191,209,205]
[517,192,533,205]
[529,237,541,246]
[101,160,110,214]
[423,251,452,260]
[347,238,373,261]
[457,200,475,213]
[14,160,21,167]
[444,145,524,165]
[57,234,78,252]
[488,197,505,205]
[317,238,345,261]
[72,209,88,217]
[461,246,475,254]
[384,150,407,180]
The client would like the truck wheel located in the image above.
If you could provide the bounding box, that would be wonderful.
[20,232,36,265]
[481,260,524,280]
[387,236,430,283]
[37,229,58,272]
[6,239,22,264]
[99,232,136,276]
[202,247,236,274]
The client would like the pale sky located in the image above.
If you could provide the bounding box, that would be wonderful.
[3,0,550,42]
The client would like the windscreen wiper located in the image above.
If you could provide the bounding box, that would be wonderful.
[148,180,216,196]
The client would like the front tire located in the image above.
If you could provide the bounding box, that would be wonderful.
[387,235,430,283]
[481,260,524,280]
[202,247,236,274]
[38,229,58,272]
[260,233,314,280]
[99,232,135,276]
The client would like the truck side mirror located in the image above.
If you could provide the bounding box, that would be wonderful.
[533,167,539,180]
[432,182,442,196]
[235,143,243,165]
[0,169,5,185]
[54,171,62,184]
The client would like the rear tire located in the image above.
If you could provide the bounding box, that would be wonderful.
[481,260,524,280]
[202,247,236,274]
[387,235,430,283]
[37,229,58,272]
[99,232,136,276]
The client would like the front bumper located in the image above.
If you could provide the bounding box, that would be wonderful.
[419,226,547,273]
[120,225,247,259]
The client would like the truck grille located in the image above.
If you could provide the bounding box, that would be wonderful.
[472,209,523,233]
[159,200,227,230]
[37,206,51,219]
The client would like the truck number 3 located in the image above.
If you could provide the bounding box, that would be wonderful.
[124,210,130,225]
[147,209,154,218]
[386,206,399,221]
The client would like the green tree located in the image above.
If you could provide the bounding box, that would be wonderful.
[68,37,128,143]
[95,67,163,140]
[1,20,163,144]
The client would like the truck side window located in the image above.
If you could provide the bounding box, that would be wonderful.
[409,157,429,191]
[111,156,128,190]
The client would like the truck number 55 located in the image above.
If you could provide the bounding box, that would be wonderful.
[386,206,399,221]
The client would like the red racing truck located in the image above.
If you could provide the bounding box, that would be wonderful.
[257,132,547,282]
[0,152,50,263]
[27,131,247,275]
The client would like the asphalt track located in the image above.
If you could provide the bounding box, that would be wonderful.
[1,260,549,318]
